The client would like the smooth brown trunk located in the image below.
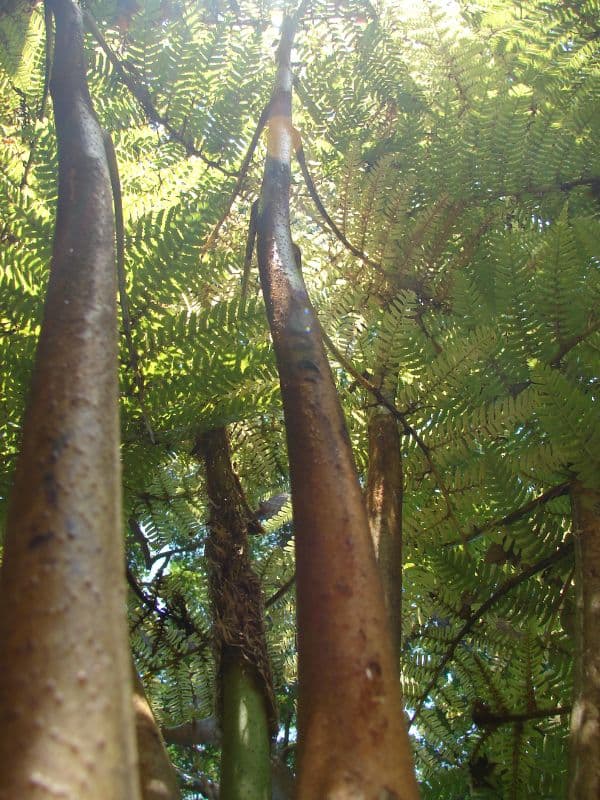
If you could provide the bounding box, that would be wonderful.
[133,667,180,800]
[0,1,140,796]
[366,406,404,656]
[256,17,419,800]
[162,717,220,747]
[569,481,600,799]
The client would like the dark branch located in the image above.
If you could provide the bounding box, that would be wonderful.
[128,517,152,570]
[265,573,296,608]
[294,144,383,272]
[295,142,435,300]
[126,568,210,646]
[473,702,571,728]
[445,481,571,548]
[83,11,234,176]
[409,538,573,728]
[178,771,219,800]
[201,106,270,254]
[550,319,600,367]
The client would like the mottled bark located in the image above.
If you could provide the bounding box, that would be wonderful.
[366,406,403,655]
[196,428,274,800]
[133,667,180,800]
[255,16,419,800]
[0,1,140,797]
[569,482,600,799]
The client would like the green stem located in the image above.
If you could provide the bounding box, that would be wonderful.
[220,653,272,800]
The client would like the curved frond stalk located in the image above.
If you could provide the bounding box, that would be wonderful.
[410,539,573,728]
[0,0,140,797]
[82,11,235,176]
[103,130,155,444]
[569,482,600,799]
[255,12,419,799]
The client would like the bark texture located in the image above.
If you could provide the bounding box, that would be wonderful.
[569,481,600,799]
[133,667,180,800]
[196,428,274,800]
[0,1,140,797]
[256,16,419,800]
[366,406,404,655]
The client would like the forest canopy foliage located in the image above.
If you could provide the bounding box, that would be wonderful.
[0,0,599,797]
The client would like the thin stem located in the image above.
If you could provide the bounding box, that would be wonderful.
[240,200,259,315]
[103,131,156,443]
[201,106,271,254]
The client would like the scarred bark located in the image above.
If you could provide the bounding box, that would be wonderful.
[0,1,140,797]
[255,15,419,800]
[569,482,600,799]
[366,406,404,655]
[133,667,180,800]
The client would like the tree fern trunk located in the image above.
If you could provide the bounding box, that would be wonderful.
[196,428,274,800]
[569,481,600,799]
[0,1,140,797]
[366,405,404,656]
[255,15,419,800]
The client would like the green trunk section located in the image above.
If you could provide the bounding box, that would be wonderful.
[220,653,272,800]
[195,428,276,798]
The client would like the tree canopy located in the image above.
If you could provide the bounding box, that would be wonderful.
[0,0,599,797]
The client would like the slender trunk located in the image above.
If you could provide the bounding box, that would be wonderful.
[133,666,180,800]
[569,481,600,799]
[195,428,274,800]
[255,16,419,800]
[366,405,403,656]
[0,1,140,797]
